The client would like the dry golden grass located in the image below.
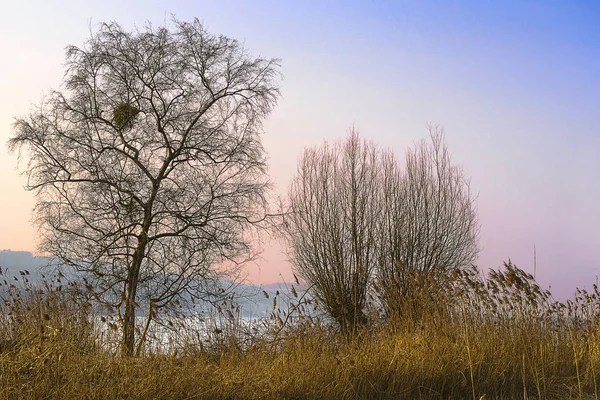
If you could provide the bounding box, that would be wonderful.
[2,263,600,399]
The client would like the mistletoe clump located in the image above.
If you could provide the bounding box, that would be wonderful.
[113,102,140,130]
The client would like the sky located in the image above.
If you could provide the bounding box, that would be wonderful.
[0,1,598,298]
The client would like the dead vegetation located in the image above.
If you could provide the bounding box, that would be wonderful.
[2,262,600,399]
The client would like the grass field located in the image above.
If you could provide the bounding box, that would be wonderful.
[2,262,600,399]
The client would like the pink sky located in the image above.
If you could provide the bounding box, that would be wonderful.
[1,1,599,298]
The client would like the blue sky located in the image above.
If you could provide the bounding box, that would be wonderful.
[1,1,599,297]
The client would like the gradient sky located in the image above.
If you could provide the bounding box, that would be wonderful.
[1,1,598,298]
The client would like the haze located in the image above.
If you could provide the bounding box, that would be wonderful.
[0,1,598,298]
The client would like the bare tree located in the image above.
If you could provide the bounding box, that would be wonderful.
[283,130,380,334]
[376,126,480,318]
[8,19,280,355]
[284,126,479,327]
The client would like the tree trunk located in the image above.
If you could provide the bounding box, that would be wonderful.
[122,280,137,356]
[122,236,146,356]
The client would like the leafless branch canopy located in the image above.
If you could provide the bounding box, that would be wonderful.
[284,130,380,332]
[377,127,480,317]
[283,127,479,329]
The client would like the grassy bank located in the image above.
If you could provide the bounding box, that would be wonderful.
[2,264,600,399]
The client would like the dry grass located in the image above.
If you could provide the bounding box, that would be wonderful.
[2,263,600,399]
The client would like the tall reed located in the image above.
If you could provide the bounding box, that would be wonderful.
[2,262,600,399]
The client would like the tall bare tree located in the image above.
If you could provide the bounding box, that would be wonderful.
[8,19,280,355]
[283,130,380,333]
[376,126,480,318]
